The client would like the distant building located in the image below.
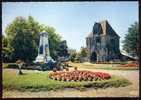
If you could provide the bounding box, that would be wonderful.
[86,20,134,62]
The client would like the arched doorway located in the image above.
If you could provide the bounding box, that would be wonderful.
[90,52,97,62]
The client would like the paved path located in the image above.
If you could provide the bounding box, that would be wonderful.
[3,68,139,98]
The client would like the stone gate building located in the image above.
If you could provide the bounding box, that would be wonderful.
[86,20,132,62]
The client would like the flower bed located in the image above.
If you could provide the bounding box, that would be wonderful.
[120,63,139,67]
[49,70,111,81]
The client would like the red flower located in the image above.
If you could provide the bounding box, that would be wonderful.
[120,63,139,67]
[49,70,111,81]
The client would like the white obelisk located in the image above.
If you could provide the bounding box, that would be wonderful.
[34,31,51,63]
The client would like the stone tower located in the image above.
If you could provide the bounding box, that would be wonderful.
[86,20,121,62]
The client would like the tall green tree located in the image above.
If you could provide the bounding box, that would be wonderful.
[2,35,13,62]
[122,22,139,57]
[27,16,41,45]
[5,16,37,62]
[68,49,77,62]
[4,16,63,62]
[57,40,69,57]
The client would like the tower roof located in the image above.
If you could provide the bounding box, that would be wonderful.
[100,20,120,37]
[86,20,120,38]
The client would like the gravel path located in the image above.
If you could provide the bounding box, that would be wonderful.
[3,68,139,98]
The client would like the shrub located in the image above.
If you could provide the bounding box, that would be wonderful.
[7,63,18,69]
[41,63,49,71]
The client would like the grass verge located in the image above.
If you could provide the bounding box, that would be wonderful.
[69,62,139,70]
[3,70,132,92]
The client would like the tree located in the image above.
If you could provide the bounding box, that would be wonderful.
[5,16,37,62]
[75,52,81,62]
[2,35,8,47]
[27,16,41,46]
[122,22,139,57]
[80,47,88,58]
[68,49,77,62]
[4,16,63,62]
[57,40,69,57]
[79,47,88,62]
[2,35,13,62]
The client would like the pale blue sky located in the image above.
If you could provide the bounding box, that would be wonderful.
[2,2,138,51]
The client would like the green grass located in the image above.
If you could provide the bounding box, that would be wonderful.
[69,62,139,70]
[3,70,132,92]
[82,66,139,70]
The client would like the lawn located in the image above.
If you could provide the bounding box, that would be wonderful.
[68,62,139,70]
[3,69,131,92]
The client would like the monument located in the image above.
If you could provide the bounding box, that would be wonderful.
[34,31,54,63]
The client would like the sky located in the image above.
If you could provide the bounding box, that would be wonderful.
[2,2,138,51]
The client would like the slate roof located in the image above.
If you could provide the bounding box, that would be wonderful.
[100,20,120,37]
[86,20,120,38]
